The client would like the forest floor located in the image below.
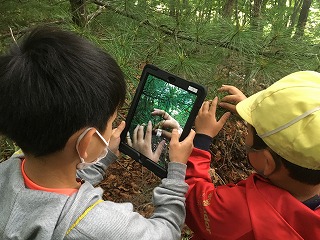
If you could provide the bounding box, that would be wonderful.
[98,115,253,239]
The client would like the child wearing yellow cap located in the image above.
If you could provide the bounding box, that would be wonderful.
[185,71,320,239]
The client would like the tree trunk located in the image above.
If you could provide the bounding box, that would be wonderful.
[289,0,303,28]
[294,0,312,38]
[234,0,240,28]
[169,0,176,17]
[222,0,235,18]
[69,0,87,27]
[251,0,263,30]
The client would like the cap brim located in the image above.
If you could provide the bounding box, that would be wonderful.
[236,91,262,126]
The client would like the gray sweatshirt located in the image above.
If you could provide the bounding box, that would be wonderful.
[0,151,188,240]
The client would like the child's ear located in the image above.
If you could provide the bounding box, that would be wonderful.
[262,149,276,176]
[77,128,96,160]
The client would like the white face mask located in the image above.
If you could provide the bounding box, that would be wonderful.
[76,127,109,170]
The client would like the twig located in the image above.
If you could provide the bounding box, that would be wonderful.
[87,5,106,25]
[9,27,18,47]
[215,172,226,185]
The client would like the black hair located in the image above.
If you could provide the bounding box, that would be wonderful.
[0,25,126,157]
[251,126,320,185]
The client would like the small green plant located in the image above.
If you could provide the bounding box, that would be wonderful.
[0,136,17,163]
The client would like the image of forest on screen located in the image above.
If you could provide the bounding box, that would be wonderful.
[128,74,197,168]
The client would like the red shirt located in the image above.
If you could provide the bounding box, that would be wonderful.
[185,148,320,240]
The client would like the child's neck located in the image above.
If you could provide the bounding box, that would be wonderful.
[23,152,80,189]
[287,182,320,202]
[271,174,320,202]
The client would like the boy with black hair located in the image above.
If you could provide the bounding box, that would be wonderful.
[185,71,320,239]
[0,26,195,239]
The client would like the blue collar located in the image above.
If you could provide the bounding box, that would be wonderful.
[302,195,320,210]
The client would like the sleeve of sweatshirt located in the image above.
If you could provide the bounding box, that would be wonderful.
[66,162,188,240]
[76,150,118,186]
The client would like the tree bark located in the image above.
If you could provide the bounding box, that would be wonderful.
[251,0,263,30]
[169,0,176,17]
[294,0,312,38]
[222,0,235,18]
[289,0,303,28]
[69,0,87,27]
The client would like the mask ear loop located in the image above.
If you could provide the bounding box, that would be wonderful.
[94,129,109,147]
[76,127,94,163]
[91,129,109,162]
[76,128,110,170]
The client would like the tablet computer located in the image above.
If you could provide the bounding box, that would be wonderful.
[119,64,207,178]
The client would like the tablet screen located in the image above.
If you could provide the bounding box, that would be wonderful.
[120,65,206,178]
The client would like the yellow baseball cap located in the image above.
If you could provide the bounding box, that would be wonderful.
[236,71,320,170]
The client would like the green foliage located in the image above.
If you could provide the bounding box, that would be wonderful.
[0,0,70,51]
[0,136,18,163]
